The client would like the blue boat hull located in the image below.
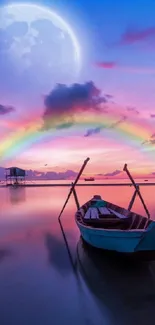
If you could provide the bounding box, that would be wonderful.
[76,220,155,253]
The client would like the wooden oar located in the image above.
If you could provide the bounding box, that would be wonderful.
[58,157,90,221]
[123,163,150,218]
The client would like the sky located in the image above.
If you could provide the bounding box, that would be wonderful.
[0,0,155,176]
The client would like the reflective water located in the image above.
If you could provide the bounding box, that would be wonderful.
[0,185,155,325]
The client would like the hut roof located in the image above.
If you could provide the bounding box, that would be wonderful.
[6,167,25,172]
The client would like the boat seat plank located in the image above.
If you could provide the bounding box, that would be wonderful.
[84,207,115,220]
[77,199,151,231]
[90,207,99,219]
[84,207,99,219]
[84,209,91,219]
[98,207,112,215]
[108,208,126,219]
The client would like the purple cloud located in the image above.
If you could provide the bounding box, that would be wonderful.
[84,115,127,138]
[105,94,113,99]
[104,170,122,177]
[0,104,15,115]
[127,107,140,115]
[119,27,155,45]
[150,114,155,118]
[42,82,107,130]
[109,115,127,128]
[84,126,102,137]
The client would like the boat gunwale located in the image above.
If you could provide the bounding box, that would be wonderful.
[75,198,153,233]
[75,216,148,234]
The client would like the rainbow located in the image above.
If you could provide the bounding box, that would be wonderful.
[0,110,154,163]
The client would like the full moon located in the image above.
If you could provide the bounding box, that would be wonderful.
[0,3,81,107]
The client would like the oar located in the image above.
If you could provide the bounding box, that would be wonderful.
[58,157,90,221]
[123,163,150,218]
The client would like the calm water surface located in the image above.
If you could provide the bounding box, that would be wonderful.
[0,185,155,325]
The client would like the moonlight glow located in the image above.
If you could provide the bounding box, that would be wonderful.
[0,2,82,104]
[3,2,81,67]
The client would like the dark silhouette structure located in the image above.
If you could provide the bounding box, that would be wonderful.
[5,167,26,186]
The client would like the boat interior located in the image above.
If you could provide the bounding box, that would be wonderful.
[76,199,151,230]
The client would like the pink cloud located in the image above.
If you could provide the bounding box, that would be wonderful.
[94,61,117,69]
[104,170,122,177]
[120,27,155,45]
[95,61,155,75]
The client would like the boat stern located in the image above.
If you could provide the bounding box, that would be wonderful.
[135,221,155,252]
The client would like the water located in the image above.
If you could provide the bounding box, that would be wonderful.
[0,185,155,325]
[1,178,155,186]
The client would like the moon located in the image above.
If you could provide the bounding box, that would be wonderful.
[0,3,81,108]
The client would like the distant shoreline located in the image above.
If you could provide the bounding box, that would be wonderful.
[1,182,155,188]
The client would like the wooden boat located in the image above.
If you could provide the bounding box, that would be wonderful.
[59,158,155,254]
[75,195,155,253]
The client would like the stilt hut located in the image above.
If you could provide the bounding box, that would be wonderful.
[5,167,26,186]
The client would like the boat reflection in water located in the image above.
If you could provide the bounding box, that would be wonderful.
[77,238,155,325]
